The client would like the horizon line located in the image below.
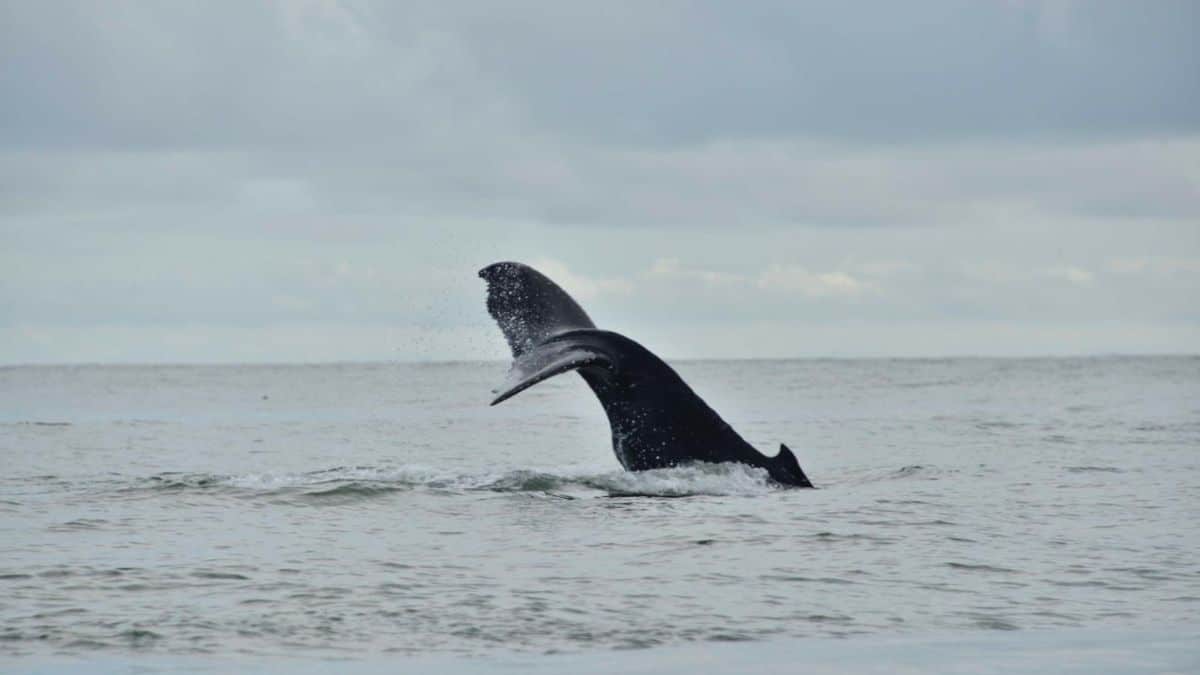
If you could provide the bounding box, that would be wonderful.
[2,352,1196,369]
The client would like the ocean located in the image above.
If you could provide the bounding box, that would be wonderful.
[2,357,1198,672]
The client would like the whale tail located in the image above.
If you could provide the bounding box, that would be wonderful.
[480,260,817,488]
[772,444,814,488]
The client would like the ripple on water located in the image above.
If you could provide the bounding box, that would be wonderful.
[191,571,252,581]
[47,518,109,532]
[2,357,1197,658]
[965,615,1021,631]
[810,531,899,544]
[944,562,1021,574]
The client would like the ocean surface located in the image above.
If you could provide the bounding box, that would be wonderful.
[2,357,1198,671]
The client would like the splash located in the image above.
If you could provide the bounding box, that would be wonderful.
[580,462,777,497]
[129,461,785,500]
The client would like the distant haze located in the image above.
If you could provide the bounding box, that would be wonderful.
[2,1,1197,363]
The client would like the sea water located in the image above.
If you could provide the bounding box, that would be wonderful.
[1,358,1198,670]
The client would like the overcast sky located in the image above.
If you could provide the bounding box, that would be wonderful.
[2,1,1198,363]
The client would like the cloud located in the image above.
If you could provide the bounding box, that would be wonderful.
[240,179,317,213]
[0,1,1197,362]
[405,1,1200,145]
[1045,266,1094,286]
[645,258,883,299]
[6,136,1195,236]
[645,258,885,299]
[1108,257,1200,276]
[756,265,874,298]
[529,258,634,300]
[647,258,746,286]
[2,3,1197,233]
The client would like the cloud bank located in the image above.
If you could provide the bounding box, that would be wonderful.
[1,1,1197,362]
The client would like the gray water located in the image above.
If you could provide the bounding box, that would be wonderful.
[1,357,1198,662]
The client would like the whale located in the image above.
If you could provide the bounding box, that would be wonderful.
[479,261,814,488]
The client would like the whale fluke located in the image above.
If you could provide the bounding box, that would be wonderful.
[490,332,611,406]
[479,261,814,488]
[479,262,596,357]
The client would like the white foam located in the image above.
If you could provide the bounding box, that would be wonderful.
[217,462,780,498]
[222,464,451,490]
[581,462,778,497]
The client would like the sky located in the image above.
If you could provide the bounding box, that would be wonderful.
[1,0,1198,363]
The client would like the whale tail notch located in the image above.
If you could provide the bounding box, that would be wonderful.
[773,444,814,488]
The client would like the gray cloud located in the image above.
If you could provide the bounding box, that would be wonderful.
[4,2,1197,149]
[4,2,1196,230]
[1,1,1197,363]
[450,0,1200,145]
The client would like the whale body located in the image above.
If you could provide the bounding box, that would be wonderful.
[479,261,813,488]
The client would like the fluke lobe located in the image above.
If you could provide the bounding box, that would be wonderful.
[479,261,814,488]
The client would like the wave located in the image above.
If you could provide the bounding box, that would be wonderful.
[126,461,784,500]
[832,464,942,486]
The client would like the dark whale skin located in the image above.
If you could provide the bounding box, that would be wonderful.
[480,261,813,488]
